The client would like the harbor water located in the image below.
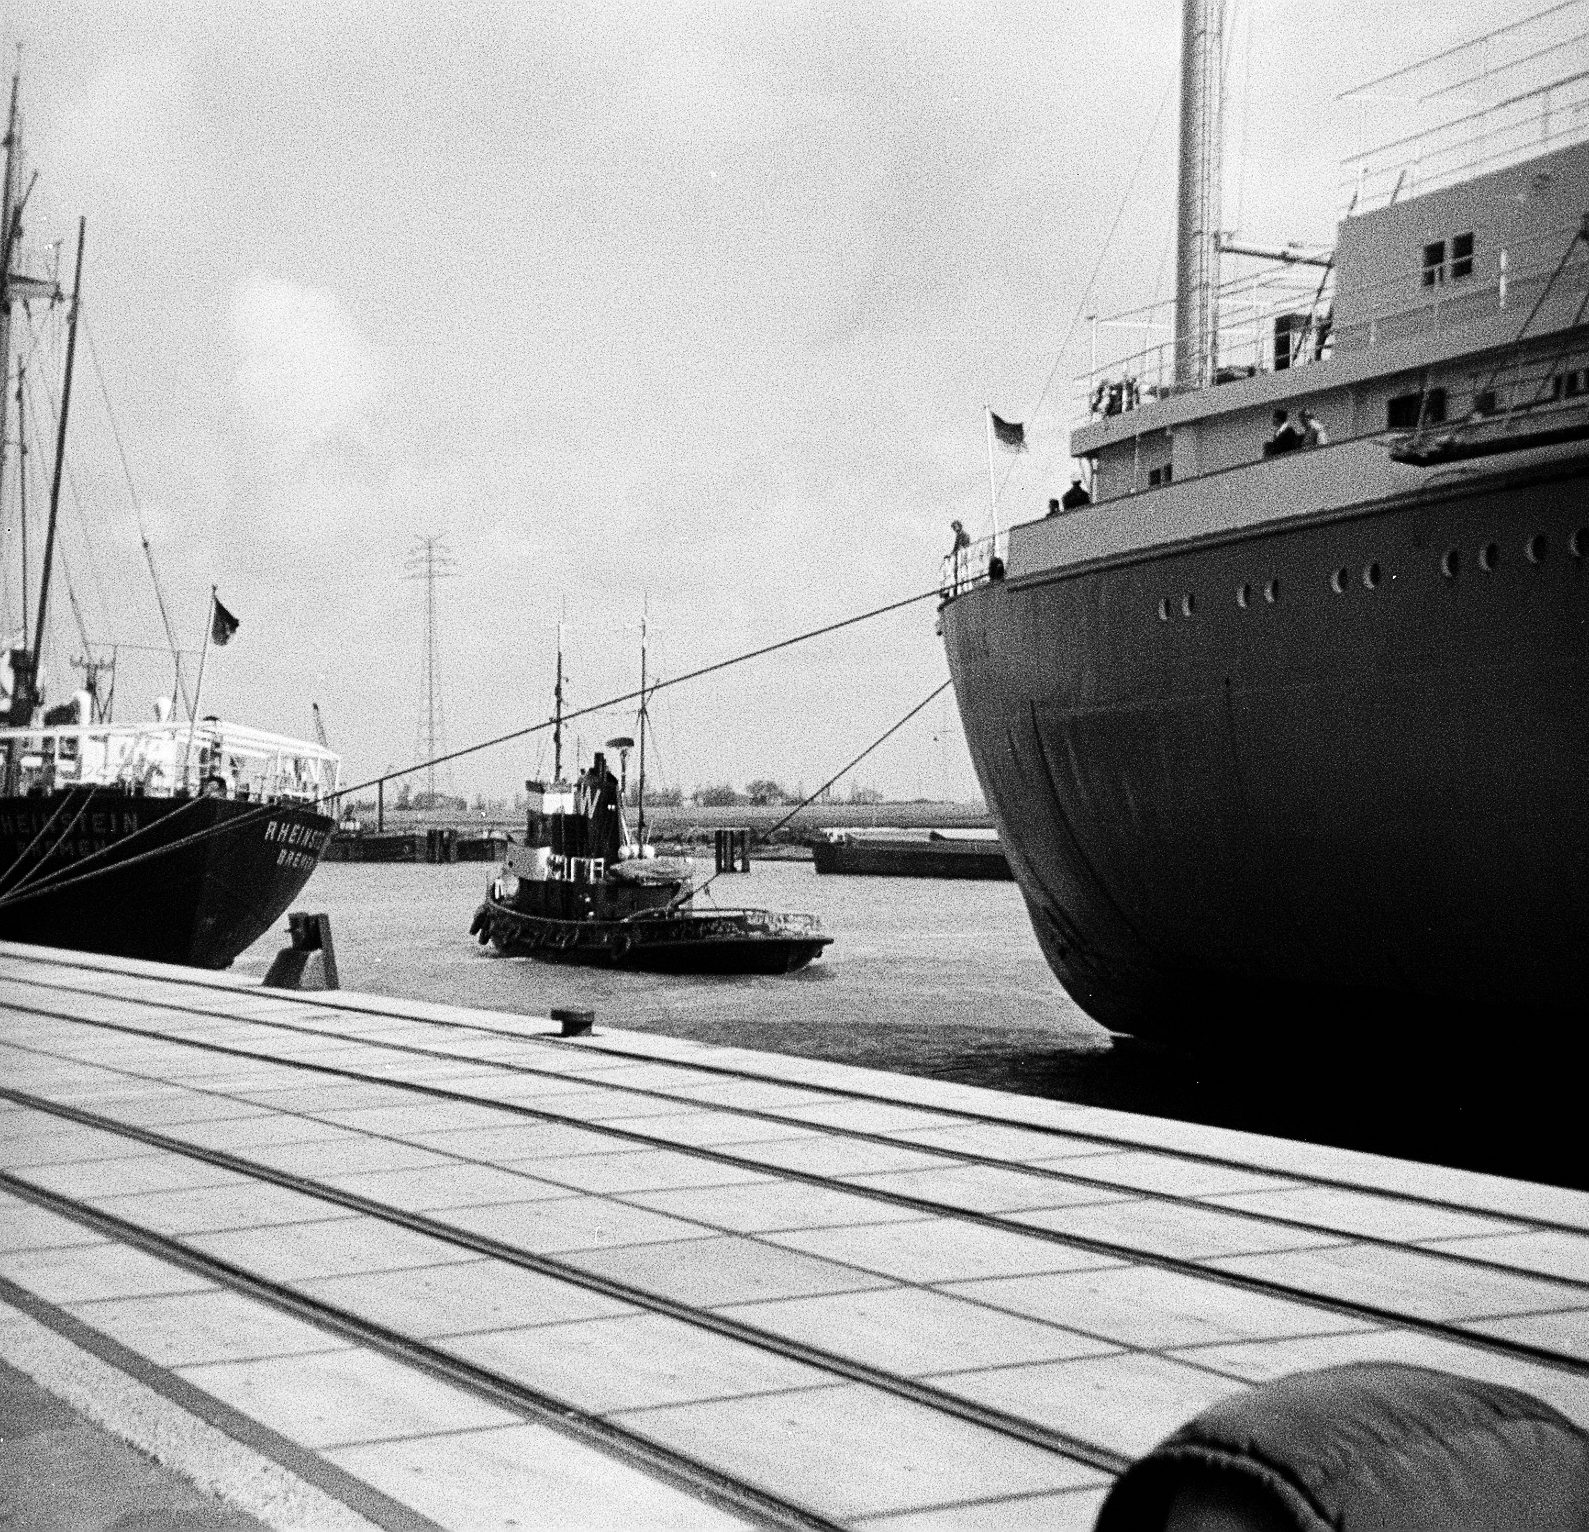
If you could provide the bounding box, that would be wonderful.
[237,860,1585,1190]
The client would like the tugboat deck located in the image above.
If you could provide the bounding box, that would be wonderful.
[3,941,1588,1529]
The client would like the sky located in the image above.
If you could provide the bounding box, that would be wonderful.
[0,0,1549,803]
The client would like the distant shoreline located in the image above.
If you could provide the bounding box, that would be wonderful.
[341,800,994,842]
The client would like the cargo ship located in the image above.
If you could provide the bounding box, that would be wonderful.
[939,4,1589,1039]
[0,76,338,969]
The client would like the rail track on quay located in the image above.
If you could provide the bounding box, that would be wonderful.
[4,944,1589,1527]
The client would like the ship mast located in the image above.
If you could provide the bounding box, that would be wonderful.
[636,606,648,849]
[30,216,84,705]
[1173,0,1224,389]
[0,75,15,521]
[552,621,565,782]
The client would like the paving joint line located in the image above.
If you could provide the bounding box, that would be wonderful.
[0,1170,854,1532]
[6,958,1572,1227]
[0,1269,441,1532]
[6,998,1589,1303]
[0,1089,1137,1477]
[6,1071,1588,1392]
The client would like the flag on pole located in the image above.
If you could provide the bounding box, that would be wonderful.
[211,596,240,647]
[990,412,1026,450]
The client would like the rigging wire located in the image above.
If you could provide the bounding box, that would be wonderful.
[681,677,955,909]
[992,70,1177,514]
[0,580,950,911]
[81,320,193,717]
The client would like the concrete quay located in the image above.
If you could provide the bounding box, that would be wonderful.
[3,940,1589,1529]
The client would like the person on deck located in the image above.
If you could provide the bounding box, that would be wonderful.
[1264,410,1304,456]
[949,520,971,585]
[1061,473,1092,510]
[1299,408,1328,447]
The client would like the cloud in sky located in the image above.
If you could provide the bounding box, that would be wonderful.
[229,274,387,539]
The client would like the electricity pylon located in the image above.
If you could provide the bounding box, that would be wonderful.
[403,534,457,805]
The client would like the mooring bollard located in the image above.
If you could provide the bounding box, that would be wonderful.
[550,1007,594,1037]
[714,827,752,873]
[262,911,341,991]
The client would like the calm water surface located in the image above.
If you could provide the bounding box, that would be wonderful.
[237,861,1584,1188]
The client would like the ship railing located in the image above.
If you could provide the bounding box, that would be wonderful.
[1077,261,1334,417]
[0,718,340,805]
[939,530,1008,598]
[1078,221,1586,420]
[1340,65,1589,217]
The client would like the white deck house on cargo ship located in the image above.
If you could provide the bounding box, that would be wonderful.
[991,35,1589,585]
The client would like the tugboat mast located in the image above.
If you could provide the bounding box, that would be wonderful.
[553,622,565,781]
[636,607,648,849]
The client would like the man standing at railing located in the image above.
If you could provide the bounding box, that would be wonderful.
[1061,472,1092,510]
[949,520,971,587]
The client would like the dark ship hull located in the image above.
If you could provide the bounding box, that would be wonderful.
[0,792,333,969]
[472,895,831,974]
[941,450,1589,1040]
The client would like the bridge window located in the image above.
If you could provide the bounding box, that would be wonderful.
[1422,240,1446,286]
[1387,388,1446,430]
[1451,232,1474,280]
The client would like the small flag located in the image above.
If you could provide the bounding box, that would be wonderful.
[991,412,1027,451]
[212,596,240,647]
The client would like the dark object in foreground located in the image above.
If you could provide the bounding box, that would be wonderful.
[262,911,339,991]
[472,754,830,976]
[1094,1362,1589,1531]
[551,1007,594,1036]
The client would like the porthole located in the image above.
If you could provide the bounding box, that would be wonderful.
[1264,578,1280,605]
[1158,597,1171,622]
[1479,541,1499,572]
[1181,593,1195,618]
[1572,528,1588,558]
[1527,533,1548,565]
[1331,566,1350,594]
[1363,562,1381,590]
[1236,583,1251,609]
[1441,548,1460,579]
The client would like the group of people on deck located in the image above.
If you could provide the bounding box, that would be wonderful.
[1263,406,1328,456]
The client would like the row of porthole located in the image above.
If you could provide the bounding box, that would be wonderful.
[1439,529,1587,579]
[1158,579,1280,621]
[1158,526,1589,622]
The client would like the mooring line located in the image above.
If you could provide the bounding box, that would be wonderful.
[0,584,946,912]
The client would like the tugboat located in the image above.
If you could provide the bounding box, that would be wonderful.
[0,76,338,969]
[471,624,831,974]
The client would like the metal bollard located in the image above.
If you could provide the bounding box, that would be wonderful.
[550,1007,594,1037]
[262,911,341,991]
